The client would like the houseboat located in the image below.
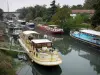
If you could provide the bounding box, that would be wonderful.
[8,23,22,38]
[18,30,62,66]
[70,29,100,48]
[38,24,64,34]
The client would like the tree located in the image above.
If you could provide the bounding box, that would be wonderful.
[0,52,16,75]
[17,7,28,19]
[91,0,100,27]
[34,5,47,18]
[47,0,57,21]
[71,5,83,9]
[80,13,90,23]
[17,5,47,21]
[0,8,3,20]
[74,14,84,25]
[51,7,71,26]
[50,0,57,15]
[84,0,97,9]
[63,5,70,9]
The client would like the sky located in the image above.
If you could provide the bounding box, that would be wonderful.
[0,0,85,12]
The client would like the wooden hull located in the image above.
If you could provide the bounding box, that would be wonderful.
[18,39,62,66]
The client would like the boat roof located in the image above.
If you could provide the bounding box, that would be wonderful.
[8,20,13,22]
[49,25,57,27]
[18,20,26,22]
[23,31,39,35]
[26,22,34,25]
[80,29,100,36]
[31,39,52,44]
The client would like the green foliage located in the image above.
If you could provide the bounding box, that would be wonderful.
[95,26,100,31]
[71,5,84,9]
[47,21,55,25]
[74,14,84,24]
[59,16,91,34]
[80,13,91,23]
[17,5,47,21]
[34,17,43,24]
[0,8,3,20]
[84,0,97,9]
[50,0,57,16]
[46,0,57,21]
[91,0,100,28]
[0,51,16,75]
[1,50,18,58]
[17,7,28,19]
[51,7,71,25]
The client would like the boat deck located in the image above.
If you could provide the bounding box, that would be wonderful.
[18,39,62,66]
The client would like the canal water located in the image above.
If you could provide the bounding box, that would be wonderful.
[16,35,100,75]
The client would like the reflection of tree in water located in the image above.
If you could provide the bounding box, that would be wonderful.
[90,62,100,74]
[31,62,62,75]
[79,53,100,74]
[75,40,100,74]
[24,55,62,75]
[93,65,100,74]
[53,35,100,74]
[53,36,73,55]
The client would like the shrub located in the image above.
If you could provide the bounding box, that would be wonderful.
[95,26,100,31]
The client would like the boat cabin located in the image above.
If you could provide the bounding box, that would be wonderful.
[80,29,100,44]
[31,39,53,52]
[48,25,64,32]
[20,31,40,43]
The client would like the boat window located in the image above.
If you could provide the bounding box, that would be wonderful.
[42,43,47,47]
[21,22,26,25]
[28,35,33,41]
[47,43,51,47]
[36,44,42,48]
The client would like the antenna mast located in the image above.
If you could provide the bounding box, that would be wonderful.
[7,0,9,12]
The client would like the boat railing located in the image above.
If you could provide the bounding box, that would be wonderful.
[36,48,58,55]
[20,35,60,62]
[35,51,59,62]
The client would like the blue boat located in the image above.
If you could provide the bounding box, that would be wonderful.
[70,29,100,48]
[26,23,35,30]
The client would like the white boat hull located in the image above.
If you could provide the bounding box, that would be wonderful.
[18,39,62,66]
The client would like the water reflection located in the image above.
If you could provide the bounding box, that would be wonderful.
[78,48,100,74]
[79,52,100,74]
[53,36,73,55]
[46,35,63,42]
[53,35,100,74]
[31,62,62,75]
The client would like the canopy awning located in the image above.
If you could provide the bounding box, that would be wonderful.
[49,25,57,27]
[80,29,100,36]
[31,39,52,44]
[23,31,39,35]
